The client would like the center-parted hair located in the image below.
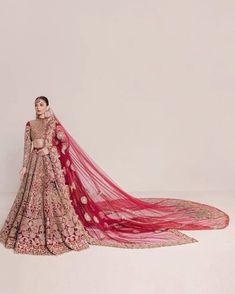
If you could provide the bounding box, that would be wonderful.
[35,96,49,106]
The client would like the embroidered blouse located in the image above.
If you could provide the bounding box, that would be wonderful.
[22,118,68,168]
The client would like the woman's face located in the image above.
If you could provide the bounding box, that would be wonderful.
[35,99,48,117]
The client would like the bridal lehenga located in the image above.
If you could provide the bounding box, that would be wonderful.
[0,108,230,255]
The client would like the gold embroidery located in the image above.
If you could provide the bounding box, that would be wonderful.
[80,196,88,204]
[93,216,99,223]
[0,116,90,255]
[83,229,198,249]
[70,182,76,192]
[30,118,49,140]
[32,138,44,148]
[0,115,210,256]
[84,212,91,222]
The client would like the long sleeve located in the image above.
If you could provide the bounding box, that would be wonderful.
[22,121,32,168]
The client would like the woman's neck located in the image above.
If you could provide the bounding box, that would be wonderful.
[37,115,47,120]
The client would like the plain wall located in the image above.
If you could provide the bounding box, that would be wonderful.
[0,0,234,195]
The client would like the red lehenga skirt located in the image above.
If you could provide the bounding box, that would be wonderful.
[0,114,230,255]
[0,148,91,255]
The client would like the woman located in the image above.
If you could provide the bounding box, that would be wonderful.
[0,96,230,255]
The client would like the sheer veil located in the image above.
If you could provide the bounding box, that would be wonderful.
[48,107,230,248]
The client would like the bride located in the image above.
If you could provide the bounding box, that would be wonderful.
[0,96,230,255]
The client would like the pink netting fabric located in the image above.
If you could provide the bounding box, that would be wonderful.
[51,111,230,248]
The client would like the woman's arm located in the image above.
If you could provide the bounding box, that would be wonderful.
[22,121,32,168]
[20,121,32,180]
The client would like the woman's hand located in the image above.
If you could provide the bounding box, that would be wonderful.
[19,166,26,181]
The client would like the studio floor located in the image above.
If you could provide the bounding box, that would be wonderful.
[0,190,234,294]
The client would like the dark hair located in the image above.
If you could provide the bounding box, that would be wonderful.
[35,96,49,106]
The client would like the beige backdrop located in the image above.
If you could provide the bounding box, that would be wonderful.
[0,2,234,294]
[0,0,234,195]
